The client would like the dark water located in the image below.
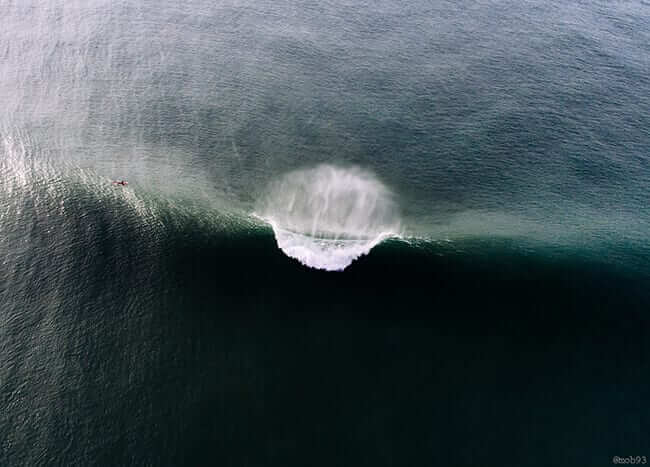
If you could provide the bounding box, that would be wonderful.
[1,0,649,465]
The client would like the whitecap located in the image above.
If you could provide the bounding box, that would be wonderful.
[257,165,400,271]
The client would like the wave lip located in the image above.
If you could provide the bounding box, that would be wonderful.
[257,165,400,271]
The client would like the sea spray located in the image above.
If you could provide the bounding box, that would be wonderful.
[257,165,400,271]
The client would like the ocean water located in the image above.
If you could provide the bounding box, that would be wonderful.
[1,0,649,465]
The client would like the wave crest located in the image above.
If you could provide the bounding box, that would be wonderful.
[257,165,400,271]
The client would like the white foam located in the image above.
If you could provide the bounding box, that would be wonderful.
[257,165,400,271]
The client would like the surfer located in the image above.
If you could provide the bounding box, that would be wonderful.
[112,180,128,186]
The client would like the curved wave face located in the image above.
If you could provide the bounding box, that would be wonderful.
[257,165,400,271]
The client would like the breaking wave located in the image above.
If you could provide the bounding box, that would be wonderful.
[256,165,401,271]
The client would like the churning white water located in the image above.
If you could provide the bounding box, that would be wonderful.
[257,165,400,271]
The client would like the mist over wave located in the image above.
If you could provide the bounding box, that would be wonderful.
[257,165,400,271]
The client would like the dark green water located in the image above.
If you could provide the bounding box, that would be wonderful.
[1,1,649,465]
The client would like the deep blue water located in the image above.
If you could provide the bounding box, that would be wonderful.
[1,0,649,465]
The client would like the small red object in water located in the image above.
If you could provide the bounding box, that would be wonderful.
[112,180,128,186]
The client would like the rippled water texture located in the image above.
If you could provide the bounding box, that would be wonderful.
[1,1,649,465]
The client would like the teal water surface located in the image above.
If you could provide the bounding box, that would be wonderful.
[1,1,649,465]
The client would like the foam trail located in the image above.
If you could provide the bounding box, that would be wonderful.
[257,165,400,271]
